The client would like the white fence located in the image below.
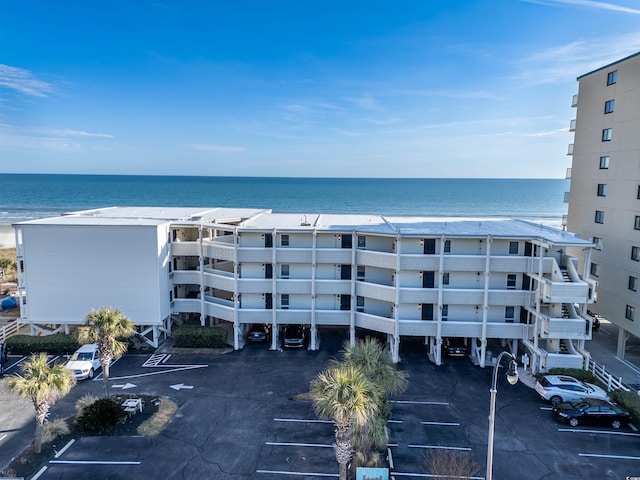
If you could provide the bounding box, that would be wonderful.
[588,359,633,393]
[0,320,21,342]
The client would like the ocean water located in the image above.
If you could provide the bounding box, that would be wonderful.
[0,174,568,225]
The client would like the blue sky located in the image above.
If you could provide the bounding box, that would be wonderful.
[1,0,640,178]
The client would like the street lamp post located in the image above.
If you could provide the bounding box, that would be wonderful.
[486,351,519,480]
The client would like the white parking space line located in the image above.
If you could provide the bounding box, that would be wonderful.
[107,364,207,380]
[31,466,48,480]
[579,453,640,460]
[388,419,403,423]
[408,444,471,451]
[49,460,142,465]
[54,439,75,458]
[558,428,640,437]
[421,421,460,426]
[265,442,333,448]
[392,400,449,406]
[93,358,120,380]
[273,418,332,424]
[142,354,169,367]
[46,355,59,365]
[6,356,27,370]
[256,469,338,477]
[0,434,7,442]
[162,354,171,363]
[539,407,552,411]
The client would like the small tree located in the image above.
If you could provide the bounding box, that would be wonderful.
[425,449,481,480]
[311,365,381,480]
[77,307,134,397]
[7,352,76,453]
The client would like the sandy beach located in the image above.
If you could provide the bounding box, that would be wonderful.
[0,223,16,249]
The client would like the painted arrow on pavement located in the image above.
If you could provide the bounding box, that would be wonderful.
[112,383,137,390]
[170,383,194,391]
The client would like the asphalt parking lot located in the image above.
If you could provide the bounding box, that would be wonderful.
[2,331,640,480]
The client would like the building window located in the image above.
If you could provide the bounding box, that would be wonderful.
[424,239,436,255]
[593,237,603,250]
[637,185,640,200]
[281,234,289,247]
[626,305,635,321]
[604,99,615,114]
[602,128,612,142]
[632,247,640,261]
[509,241,519,255]
[340,264,351,280]
[635,216,640,231]
[442,272,450,285]
[599,156,609,169]
[281,264,290,279]
[356,296,365,312]
[341,235,352,249]
[264,233,273,248]
[444,240,451,253]
[265,263,273,279]
[507,274,517,290]
[505,306,515,320]
[590,262,600,277]
[597,184,607,197]
[629,276,638,292]
[281,294,289,309]
[441,304,449,321]
[357,265,365,281]
[595,210,605,224]
[265,294,273,309]
[357,235,366,249]
[607,70,617,85]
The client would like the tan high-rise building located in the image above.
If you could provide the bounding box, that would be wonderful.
[567,52,640,359]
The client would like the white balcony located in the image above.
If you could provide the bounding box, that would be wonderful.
[488,256,531,273]
[539,279,590,303]
[565,168,571,179]
[171,241,199,256]
[237,278,273,293]
[563,191,570,203]
[172,298,200,313]
[487,290,530,305]
[203,271,235,291]
[356,313,395,334]
[204,242,234,261]
[237,248,273,263]
[238,309,272,324]
[569,119,576,131]
[356,249,397,269]
[542,352,584,371]
[315,279,351,295]
[355,281,396,303]
[398,255,439,271]
[539,316,588,340]
[442,256,486,272]
[277,248,313,263]
[398,288,438,304]
[171,270,200,284]
[398,320,437,336]
[275,279,312,294]
[571,94,578,107]
[567,144,574,155]
[441,289,485,304]
[316,310,351,326]
[316,249,353,264]
[275,310,312,324]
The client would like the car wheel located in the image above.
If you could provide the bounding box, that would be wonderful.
[550,396,562,406]
[569,418,579,427]
[88,368,94,379]
[612,420,622,429]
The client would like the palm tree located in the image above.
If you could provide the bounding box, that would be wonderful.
[7,352,76,453]
[77,307,134,397]
[311,365,382,480]
[340,337,408,465]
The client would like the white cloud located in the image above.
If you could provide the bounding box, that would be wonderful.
[190,144,247,152]
[345,94,379,110]
[525,128,569,137]
[42,128,113,138]
[522,0,640,14]
[0,124,112,152]
[0,64,54,97]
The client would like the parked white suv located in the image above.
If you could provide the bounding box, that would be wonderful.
[65,343,101,380]
[535,374,609,406]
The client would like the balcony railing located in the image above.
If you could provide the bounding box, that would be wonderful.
[567,144,574,155]
[571,94,578,107]
[569,119,576,131]
[564,191,570,203]
[565,167,571,179]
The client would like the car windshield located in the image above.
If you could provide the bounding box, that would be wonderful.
[72,352,94,361]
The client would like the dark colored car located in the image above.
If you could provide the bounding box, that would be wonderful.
[443,337,468,358]
[282,325,306,349]
[0,342,7,377]
[247,324,270,343]
[552,398,631,429]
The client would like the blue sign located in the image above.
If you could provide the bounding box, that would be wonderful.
[356,467,389,480]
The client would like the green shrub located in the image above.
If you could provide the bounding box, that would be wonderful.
[6,334,79,355]
[611,390,640,424]
[173,324,228,348]
[76,398,126,435]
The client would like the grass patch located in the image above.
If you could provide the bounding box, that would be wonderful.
[136,397,178,436]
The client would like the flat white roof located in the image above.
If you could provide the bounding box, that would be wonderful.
[14,206,592,246]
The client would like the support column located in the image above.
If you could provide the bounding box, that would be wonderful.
[233,227,240,350]
[310,230,318,351]
[617,328,630,359]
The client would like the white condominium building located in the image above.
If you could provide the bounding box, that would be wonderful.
[14,206,596,372]
[566,52,640,359]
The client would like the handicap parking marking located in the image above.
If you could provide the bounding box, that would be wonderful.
[142,353,170,367]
